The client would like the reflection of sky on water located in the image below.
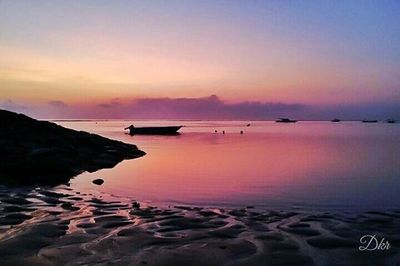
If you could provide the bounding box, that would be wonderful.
[59,121,400,210]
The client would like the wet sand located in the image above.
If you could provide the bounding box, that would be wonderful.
[0,186,399,266]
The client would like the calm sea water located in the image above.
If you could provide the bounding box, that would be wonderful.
[57,120,400,210]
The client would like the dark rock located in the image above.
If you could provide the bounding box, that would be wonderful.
[92,179,104,185]
[0,109,145,186]
[132,201,140,209]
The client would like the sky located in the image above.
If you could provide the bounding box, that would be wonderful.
[0,0,399,119]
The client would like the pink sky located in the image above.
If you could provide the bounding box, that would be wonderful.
[0,1,399,119]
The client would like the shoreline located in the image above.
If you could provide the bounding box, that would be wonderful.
[1,185,399,265]
[1,111,399,265]
[0,110,145,186]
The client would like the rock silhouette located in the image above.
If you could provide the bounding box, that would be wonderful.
[0,109,145,186]
[92,179,105,186]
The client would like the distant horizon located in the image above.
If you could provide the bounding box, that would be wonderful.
[1,94,399,121]
[46,119,397,122]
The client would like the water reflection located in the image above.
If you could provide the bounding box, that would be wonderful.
[59,121,400,210]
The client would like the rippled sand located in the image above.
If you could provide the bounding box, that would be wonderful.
[0,186,399,265]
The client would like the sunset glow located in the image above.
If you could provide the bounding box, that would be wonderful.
[1,1,399,118]
[1,2,400,264]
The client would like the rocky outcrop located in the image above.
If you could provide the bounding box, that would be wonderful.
[0,110,145,185]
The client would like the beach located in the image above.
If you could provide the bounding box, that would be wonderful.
[1,185,399,265]
[2,1,400,264]
[1,117,400,265]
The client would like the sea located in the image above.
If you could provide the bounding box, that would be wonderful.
[56,120,400,211]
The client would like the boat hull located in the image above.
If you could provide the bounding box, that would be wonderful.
[276,120,297,123]
[128,126,182,135]
[275,118,297,123]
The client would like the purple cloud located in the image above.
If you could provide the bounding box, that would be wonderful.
[127,95,305,119]
[97,98,121,108]
[3,96,399,120]
[48,100,68,108]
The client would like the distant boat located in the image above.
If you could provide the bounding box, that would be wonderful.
[246,123,251,127]
[331,118,341,122]
[276,118,297,123]
[362,120,378,123]
[125,125,182,135]
[386,119,396,124]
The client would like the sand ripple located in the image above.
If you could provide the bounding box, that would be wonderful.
[0,186,399,265]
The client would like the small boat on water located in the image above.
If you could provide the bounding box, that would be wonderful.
[386,119,396,124]
[124,125,182,135]
[331,118,341,122]
[276,118,297,123]
[362,120,378,123]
